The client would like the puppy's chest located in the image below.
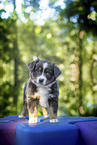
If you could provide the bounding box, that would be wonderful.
[34,87,50,108]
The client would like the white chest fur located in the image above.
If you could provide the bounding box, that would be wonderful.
[34,87,50,108]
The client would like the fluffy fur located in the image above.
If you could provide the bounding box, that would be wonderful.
[19,59,61,124]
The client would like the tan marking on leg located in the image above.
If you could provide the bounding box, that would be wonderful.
[29,106,38,123]
[31,95,36,99]
[31,95,39,99]
[29,106,38,118]
[42,107,48,118]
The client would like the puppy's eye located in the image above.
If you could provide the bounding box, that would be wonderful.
[46,69,50,75]
[38,67,42,71]
[37,69,40,72]
[46,71,50,75]
[46,72,50,75]
[46,69,49,72]
[37,67,42,73]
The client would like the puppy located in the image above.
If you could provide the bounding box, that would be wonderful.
[19,58,61,123]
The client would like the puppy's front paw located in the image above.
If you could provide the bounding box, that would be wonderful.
[44,114,49,118]
[29,117,39,124]
[18,115,26,118]
[49,119,59,123]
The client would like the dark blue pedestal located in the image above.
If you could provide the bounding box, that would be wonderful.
[16,116,97,145]
[0,116,28,145]
[0,116,97,145]
[16,120,78,145]
[75,121,97,145]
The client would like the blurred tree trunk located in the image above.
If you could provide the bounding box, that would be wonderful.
[13,0,19,110]
[78,30,84,115]
[90,37,96,112]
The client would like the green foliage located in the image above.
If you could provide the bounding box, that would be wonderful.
[0,17,17,117]
[60,0,97,35]
[23,0,40,9]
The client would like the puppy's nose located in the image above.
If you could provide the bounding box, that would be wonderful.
[39,79,44,83]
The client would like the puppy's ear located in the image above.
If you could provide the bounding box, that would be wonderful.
[28,58,40,71]
[53,63,61,79]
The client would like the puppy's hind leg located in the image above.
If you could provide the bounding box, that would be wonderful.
[48,98,59,123]
[42,107,49,118]
[19,103,27,118]
[19,82,28,118]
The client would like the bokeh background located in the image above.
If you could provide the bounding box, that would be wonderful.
[0,0,97,118]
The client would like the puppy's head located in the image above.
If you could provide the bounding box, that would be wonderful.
[28,59,61,86]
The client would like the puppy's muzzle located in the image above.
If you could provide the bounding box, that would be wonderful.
[39,78,44,84]
[37,75,47,85]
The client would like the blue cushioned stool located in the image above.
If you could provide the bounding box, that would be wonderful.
[0,116,97,145]
[16,118,79,145]
[75,121,97,145]
[16,116,97,145]
[0,116,28,145]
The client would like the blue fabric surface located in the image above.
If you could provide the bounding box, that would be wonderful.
[16,116,97,145]
[0,117,28,145]
[16,121,79,145]
[75,121,97,145]
[7,115,97,123]
[3,115,97,145]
